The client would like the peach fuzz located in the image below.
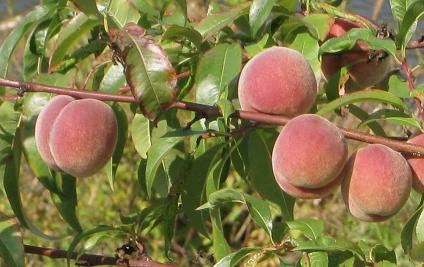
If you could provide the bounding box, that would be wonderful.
[341,144,412,222]
[238,47,317,117]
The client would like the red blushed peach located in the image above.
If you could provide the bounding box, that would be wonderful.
[341,144,412,222]
[49,99,118,177]
[272,114,348,192]
[406,134,424,192]
[35,95,75,170]
[321,18,392,92]
[238,47,317,117]
[275,171,343,199]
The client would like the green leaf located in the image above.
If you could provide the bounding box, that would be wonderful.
[287,219,325,240]
[396,1,424,54]
[70,0,102,20]
[241,131,294,220]
[181,144,224,236]
[290,32,320,75]
[106,0,141,28]
[145,136,183,197]
[411,242,424,262]
[390,0,419,26]
[0,218,24,267]
[131,114,151,159]
[51,13,100,65]
[358,109,422,130]
[114,24,177,120]
[195,43,242,105]
[388,75,410,98]
[105,103,128,190]
[0,4,54,94]
[99,65,126,93]
[301,13,333,41]
[371,244,396,265]
[249,0,276,37]
[245,33,269,57]
[0,103,60,240]
[195,3,250,40]
[214,247,261,267]
[316,90,407,116]
[416,206,424,243]
[319,28,397,59]
[162,25,203,49]
[401,196,424,253]
[199,188,274,242]
[51,173,83,232]
[309,251,329,267]
[348,105,386,136]
[66,225,119,266]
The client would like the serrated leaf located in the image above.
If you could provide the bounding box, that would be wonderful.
[195,43,242,105]
[195,3,250,40]
[131,114,151,159]
[371,244,396,265]
[249,0,276,37]
[0,218,24,267]
[316,90,407,116]
[319,28,397,59]
[0,4,54,94]
[113,23,177,120]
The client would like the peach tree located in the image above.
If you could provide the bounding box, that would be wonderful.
[0,0,423,266]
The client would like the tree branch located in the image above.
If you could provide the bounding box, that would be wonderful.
[24,245,178,267]
[2,78,424,156]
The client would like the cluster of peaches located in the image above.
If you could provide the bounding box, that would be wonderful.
[238,19,422,222]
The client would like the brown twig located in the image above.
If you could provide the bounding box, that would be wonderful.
[2,78,424,155]
[24,245,178,267]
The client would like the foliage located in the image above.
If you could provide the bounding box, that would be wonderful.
[0,0,423,266]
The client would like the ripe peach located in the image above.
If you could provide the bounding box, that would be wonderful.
[35,95,75,170]
[238,47,317,117]
[406,134,424,192]
[49,99,118,177]
[321,18,392,91]
[272,114,348,198]
[341,144,412,222]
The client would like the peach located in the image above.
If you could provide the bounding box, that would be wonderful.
[341,144,412,222]
[321,18,392,91]
[272,114,348,198]
[406,134,424,192]
[35,95,75,170]
[49,99,118,177]
[238,47,317,117]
